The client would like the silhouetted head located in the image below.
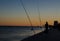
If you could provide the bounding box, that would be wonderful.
[46,21,48,25]
[45,21,49,27]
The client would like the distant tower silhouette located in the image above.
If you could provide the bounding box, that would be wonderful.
[45,22,49,33]
[58,23,60,30]
[54,21,58,29]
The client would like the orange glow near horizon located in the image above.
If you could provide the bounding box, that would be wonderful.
[0,18,58,26]
[0,16,60,26]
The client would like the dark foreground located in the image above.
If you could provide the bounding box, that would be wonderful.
[21,29,60,41]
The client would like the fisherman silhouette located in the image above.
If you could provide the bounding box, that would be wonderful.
[44,22,49,33]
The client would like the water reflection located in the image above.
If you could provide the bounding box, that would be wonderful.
[0,27,45,41]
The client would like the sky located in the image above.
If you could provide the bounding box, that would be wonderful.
[0,0,60,26]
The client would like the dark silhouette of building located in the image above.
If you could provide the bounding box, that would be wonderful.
[58,23,60,30]
[45,22,49,33]
[53,21,58,29]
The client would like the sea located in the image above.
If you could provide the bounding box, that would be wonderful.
[0,26,45,41]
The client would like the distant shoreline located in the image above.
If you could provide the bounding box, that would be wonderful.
[0,26,41,27]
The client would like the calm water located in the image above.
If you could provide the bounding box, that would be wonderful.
[0,26,45,41]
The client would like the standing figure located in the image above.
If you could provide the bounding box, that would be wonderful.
[45,22,49,33]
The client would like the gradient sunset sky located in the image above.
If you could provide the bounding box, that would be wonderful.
[0,0,60,26]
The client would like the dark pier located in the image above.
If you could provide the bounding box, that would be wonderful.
[21,29,60,41]
[21,21,60,41]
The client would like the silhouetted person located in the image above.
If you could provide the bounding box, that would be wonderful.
[54,21,58,29]
[45,22,49,33]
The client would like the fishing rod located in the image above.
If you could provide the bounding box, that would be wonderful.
[20,0,35,34]
[36,0,42,27]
